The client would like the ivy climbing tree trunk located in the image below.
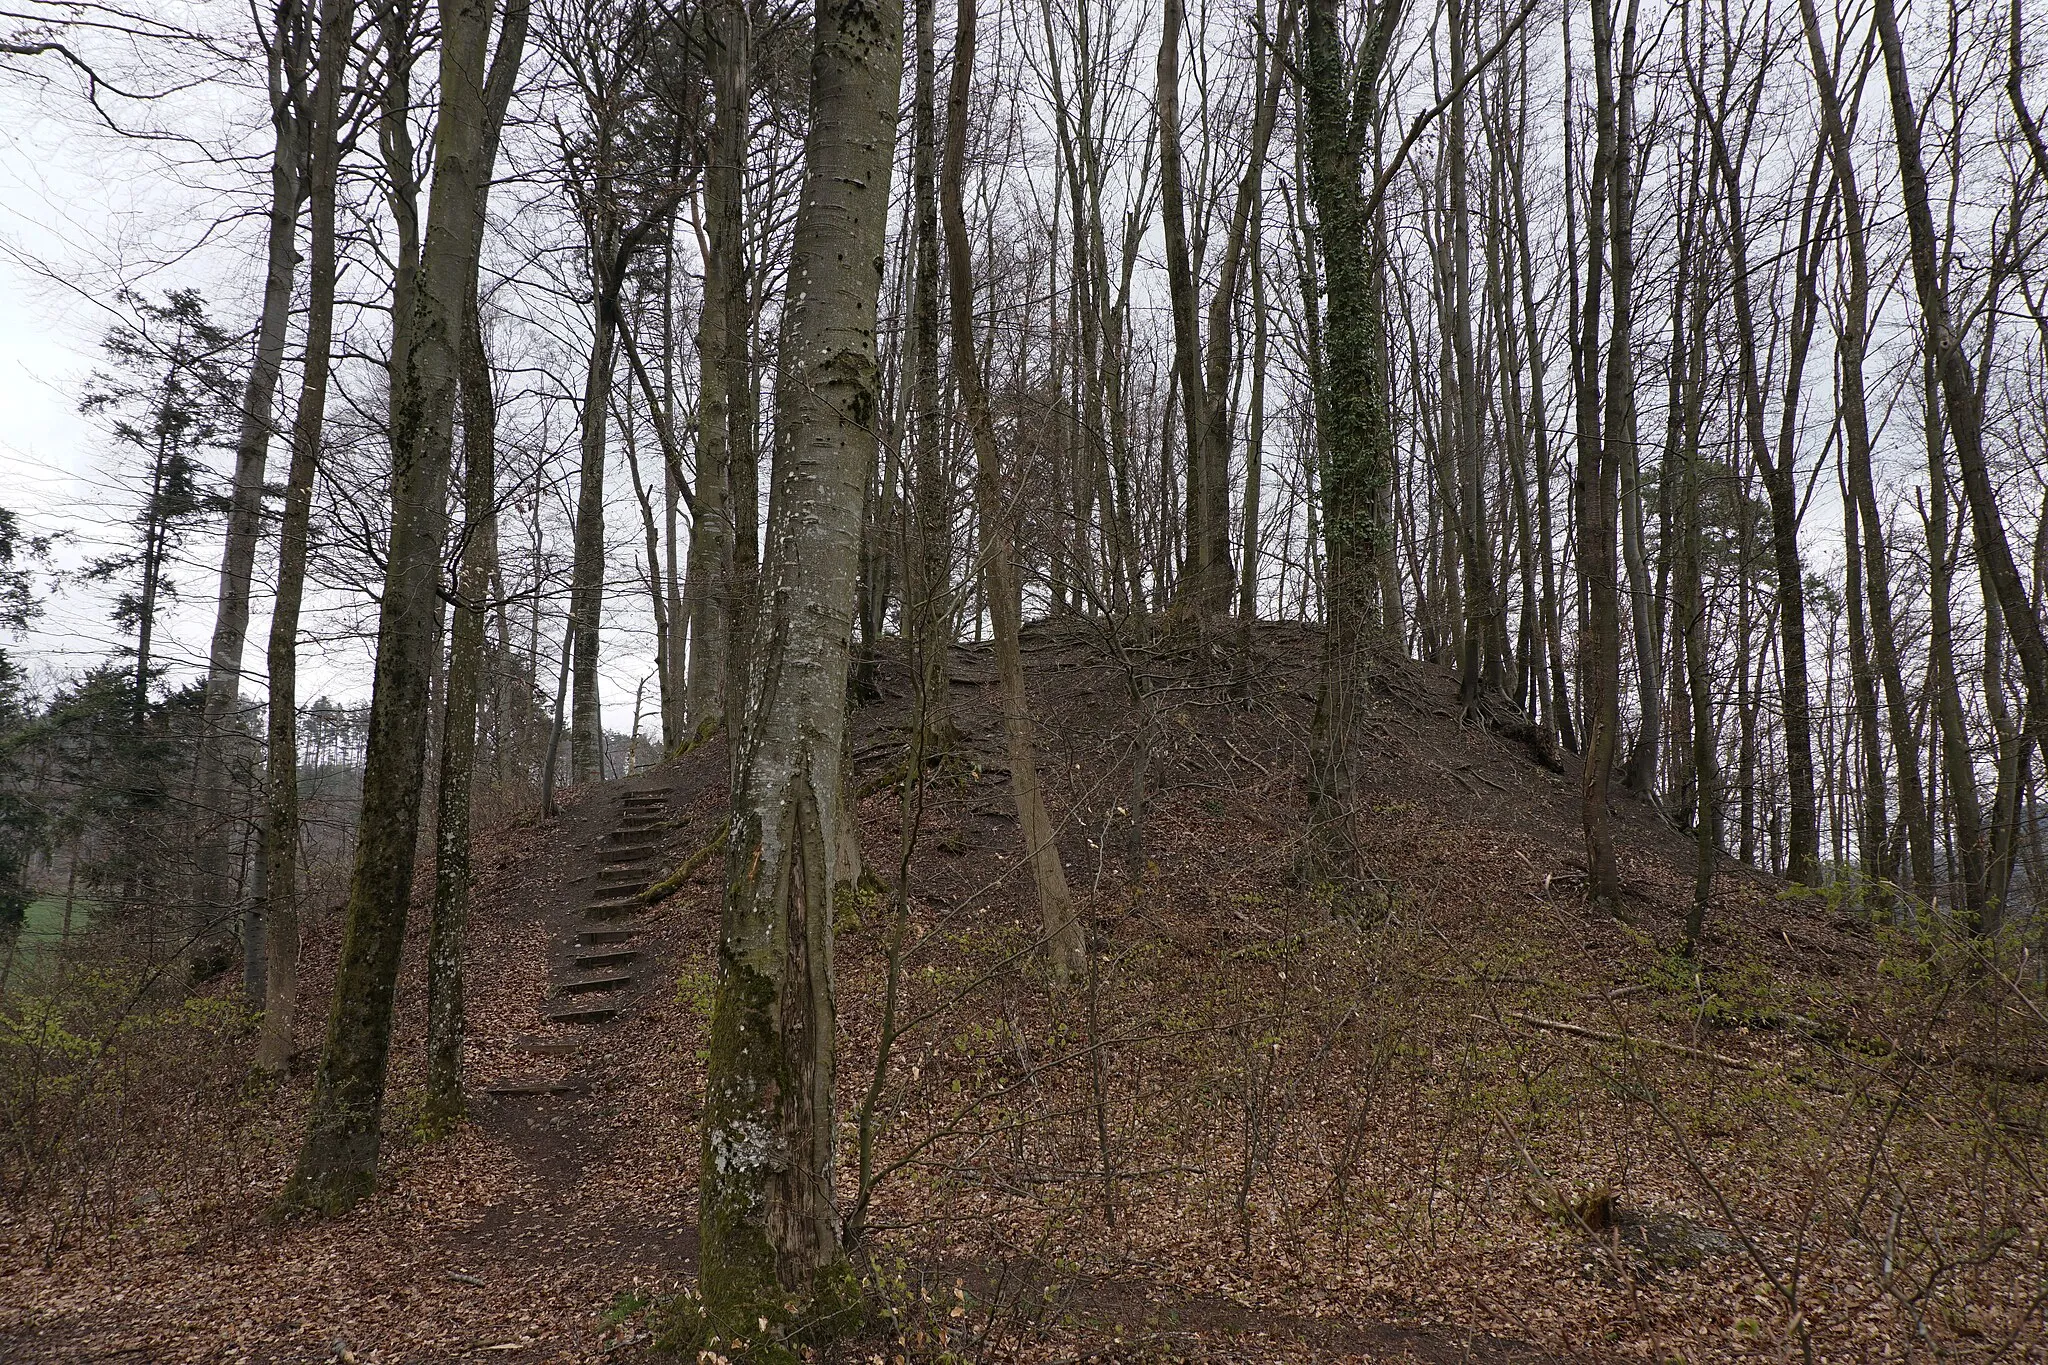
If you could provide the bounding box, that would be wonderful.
[1297,0,1404,890]
[697,0,902,1341]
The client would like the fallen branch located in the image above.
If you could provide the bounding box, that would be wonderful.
[1491,1011,1757,1071]
[856,763,907,800]
[639,829,728,904]
[636,765,905,906]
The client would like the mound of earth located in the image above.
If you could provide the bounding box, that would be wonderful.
[2,621,2039,1363]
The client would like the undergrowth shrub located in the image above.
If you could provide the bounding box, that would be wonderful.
[0,955,263,1255]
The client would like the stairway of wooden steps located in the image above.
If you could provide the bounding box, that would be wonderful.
[492,786,670,1095]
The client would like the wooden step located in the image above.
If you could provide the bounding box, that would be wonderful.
[559,972,634,995]
[577,928,640,946]
[485,1078,586,1097]
[599,846,657,865]
[545,1002,618,1025]
[584,900,643,921]
[574,949,639,971]
[607,827,662,844]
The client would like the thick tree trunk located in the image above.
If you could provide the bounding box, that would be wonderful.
[285,0,511,1211]
[1298,0,1400,890]
[424,289,495,1131]
[697,0,901,1337]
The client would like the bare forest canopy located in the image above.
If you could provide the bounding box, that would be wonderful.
[0,0,2045,1357]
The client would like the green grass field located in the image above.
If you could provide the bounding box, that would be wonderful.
[12,894,93,958]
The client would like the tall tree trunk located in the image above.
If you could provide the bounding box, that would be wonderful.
[1798,0,1932,899]
[1158,0,1288,627]
[286,0,514,1212]
[1921,424,1988,926]
[1674,198,1717,953]
[944,0,1084,980]
[424,0,527,1130]
[1873,0,2048,790]
[1447,0,1500,713]
[697,0,902,1335]
[205,8,307,978]
[1571,0,1631,909]
[259,0,353,1077]
[1688,31,1823,886]
[569,283,618,784]
[1298,0,1401,888]
[686,194,731,730]
[903,0,952,755]
[713,0,758,747]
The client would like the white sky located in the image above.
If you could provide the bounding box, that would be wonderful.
[0,42,667,735]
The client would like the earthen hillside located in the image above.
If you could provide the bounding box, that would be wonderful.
[2,621,2041,1362]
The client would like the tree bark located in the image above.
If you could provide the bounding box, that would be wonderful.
[903,0,952,756]
[285,0,513,1211]
[1873,0,2048,787]
[944,0,1084,981]
[204,7,307,976]
[1298,0,1401,889]
[258,0,353,1077]
[697,0,902,1336]
[425,0,527,1130]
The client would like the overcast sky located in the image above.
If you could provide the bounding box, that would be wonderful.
[0,40,664,734]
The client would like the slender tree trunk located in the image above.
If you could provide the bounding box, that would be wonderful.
[1571,0,1632,909]
[687,197,731,730]
[1873,0,2048,783]
[1688,32,1823,886]
[424,0,526,1129]
[1922,440,1987,926]
[204,13,306,975]
[713,0,758,747]
[259,0,354,1076]
[904,0,953,755]
[944,0,1084,980]
[286,0,513,1211]
[1675,203,1717,953]
[569,282,617,784]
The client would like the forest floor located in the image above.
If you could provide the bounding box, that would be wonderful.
[2,620,2044,1363]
